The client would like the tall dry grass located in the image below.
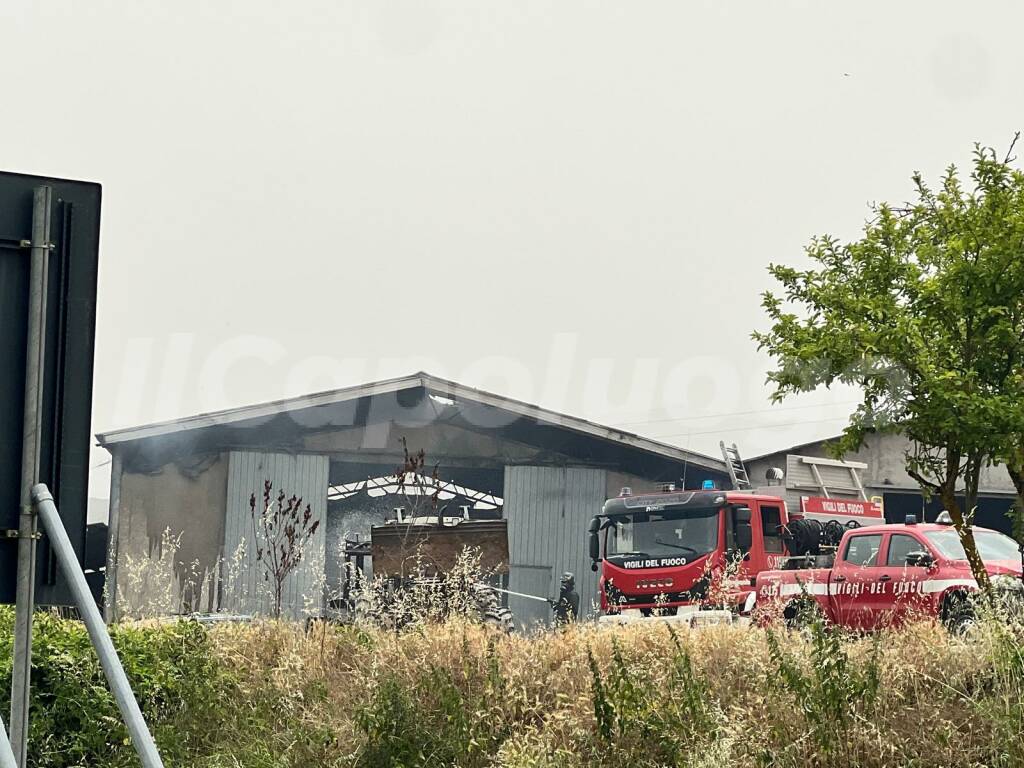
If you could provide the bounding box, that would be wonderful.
[105,538,1024,767]
[201,616,1024,768]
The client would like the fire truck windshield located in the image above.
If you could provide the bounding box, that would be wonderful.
[925,530,1021,563]
[606,506,720,562]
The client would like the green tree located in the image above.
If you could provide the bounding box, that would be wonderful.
[754,140,1024,593]
[968,149,1024,541]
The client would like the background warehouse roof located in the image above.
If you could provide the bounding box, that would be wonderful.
[96,371,725,474]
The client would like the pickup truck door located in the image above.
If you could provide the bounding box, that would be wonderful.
[869,532,933,625]
[831,533,884,629]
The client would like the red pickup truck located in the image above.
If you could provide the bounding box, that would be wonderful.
[753,520,1024,632]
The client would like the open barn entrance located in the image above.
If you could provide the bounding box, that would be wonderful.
[324,461,506,612]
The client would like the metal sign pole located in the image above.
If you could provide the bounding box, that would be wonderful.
[10,186,52,766]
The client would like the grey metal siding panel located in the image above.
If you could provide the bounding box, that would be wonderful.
[224,451,328,619]
[504,465,605,625]
[508,565,551,629]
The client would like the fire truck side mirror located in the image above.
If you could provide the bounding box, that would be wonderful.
[905,551,933,568]
[736,524,753,551]
[733,506,753,551]
[588,517,601,563]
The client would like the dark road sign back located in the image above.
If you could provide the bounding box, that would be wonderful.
[0,171,101,605]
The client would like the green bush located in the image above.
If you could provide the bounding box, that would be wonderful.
[0,609,357,768]
[0,608,242,767]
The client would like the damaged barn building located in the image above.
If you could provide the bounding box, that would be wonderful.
[97,372,729,625]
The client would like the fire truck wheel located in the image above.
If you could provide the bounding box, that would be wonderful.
[641,607,678,617]
[943,595,976,636]
[484,609,515,634]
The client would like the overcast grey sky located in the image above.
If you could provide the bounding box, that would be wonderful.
[3,1,1022,503]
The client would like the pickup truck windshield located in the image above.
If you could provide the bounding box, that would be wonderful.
[925,530,1021,563]
[607,507,719,560]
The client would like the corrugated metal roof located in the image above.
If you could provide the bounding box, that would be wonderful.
[745,433,846,463]
[96,371,725,472]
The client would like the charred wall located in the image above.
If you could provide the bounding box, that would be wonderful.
[110,452,228,617]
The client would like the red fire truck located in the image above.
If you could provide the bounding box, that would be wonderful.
[587,480,887,617]
[587,484,784,615]
[753,517,1024,632]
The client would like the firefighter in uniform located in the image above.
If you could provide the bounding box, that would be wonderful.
[549,571,580,625]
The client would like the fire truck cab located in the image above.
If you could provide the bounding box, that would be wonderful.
[588,484,790,615]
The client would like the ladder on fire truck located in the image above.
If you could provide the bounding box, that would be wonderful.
[720,442,751,490]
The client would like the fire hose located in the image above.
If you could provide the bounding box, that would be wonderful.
[476,583,553,604]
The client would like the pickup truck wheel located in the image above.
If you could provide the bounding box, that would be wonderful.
[943,597,976,636]
[783,596,821,629]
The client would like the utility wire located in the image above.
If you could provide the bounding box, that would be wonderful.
[648,414,850,440]
[603,400,859,428]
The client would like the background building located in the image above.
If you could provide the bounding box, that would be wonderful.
[745,432,1020,534]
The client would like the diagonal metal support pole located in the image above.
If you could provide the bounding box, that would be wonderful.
[0,715,17,768]
[31,485,165,768]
